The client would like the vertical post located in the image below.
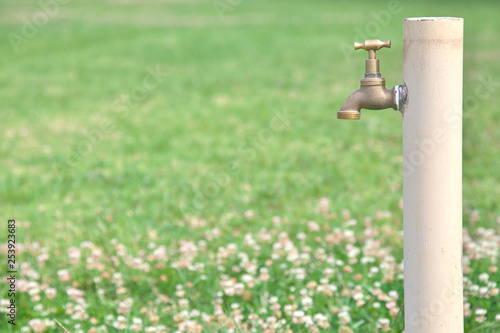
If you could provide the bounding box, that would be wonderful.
[403,18,464,332]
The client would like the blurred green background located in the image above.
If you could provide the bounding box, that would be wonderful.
[1,0,498,240]
[0,0,499,331]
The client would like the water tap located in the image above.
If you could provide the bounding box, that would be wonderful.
[337,39,407,120]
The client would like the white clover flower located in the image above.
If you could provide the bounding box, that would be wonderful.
[360,256,375,264]
[475,308,487,316]
[45,288,57,299]
[37,253,49,264]
[131,318,143,332]
[478,273,489,283]
[57,269,71,282]
[284,304,293,311]
[178,298,189,309]
[307,221,320,232]
[269,296,278,304]
[29,319,47,333]
[378,318,391,331]
[344,230,354,238]
[388,290,399,300]
[323,268,335,278]
[244,210,254,219]
[112,315,128,330]
[292,310,305,324]
[338,310,351,324]
[302,297,313,309]
[328,284,338,292]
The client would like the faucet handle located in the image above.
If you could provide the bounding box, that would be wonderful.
[353,40,392,74]
[354,39,391,51]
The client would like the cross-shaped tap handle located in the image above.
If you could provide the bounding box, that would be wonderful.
[354,40,391,59]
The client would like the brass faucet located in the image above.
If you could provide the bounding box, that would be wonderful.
[337,39,407,120]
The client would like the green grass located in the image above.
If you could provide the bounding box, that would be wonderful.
[0,0,499,332]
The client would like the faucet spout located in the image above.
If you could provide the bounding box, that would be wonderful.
[338,84,398,120]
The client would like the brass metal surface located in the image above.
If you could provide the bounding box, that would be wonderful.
[337,110,361,120]
[337,39,404,120]
[354,39,391,51]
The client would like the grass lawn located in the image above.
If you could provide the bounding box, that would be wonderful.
[1,0,499,331]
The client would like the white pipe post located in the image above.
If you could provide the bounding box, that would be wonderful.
[403,17,464,332]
